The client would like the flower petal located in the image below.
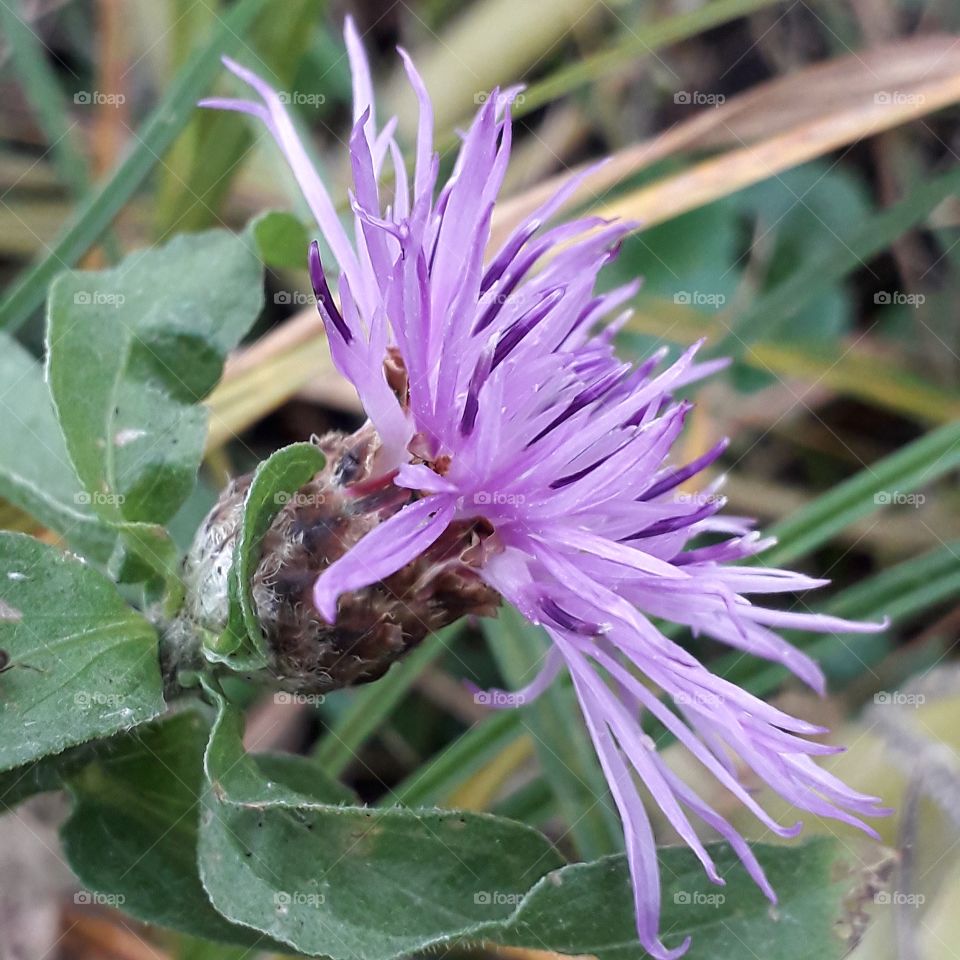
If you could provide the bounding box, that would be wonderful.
[312,496,456,622]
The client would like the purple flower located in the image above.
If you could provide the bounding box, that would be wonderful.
[203,21,886,958]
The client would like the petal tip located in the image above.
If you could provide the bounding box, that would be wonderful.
[311,578,339,624]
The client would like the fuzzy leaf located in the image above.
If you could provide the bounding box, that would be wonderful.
[46,229,264,526]
[0,532,163,771]
[486,838,852,960]
[61,710,289,949]
[197,694,565,960]
[211,441,325,665]
[0,335,115,560]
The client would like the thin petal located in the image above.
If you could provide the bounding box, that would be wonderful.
[313,496,455,621]
[466,646,564,709]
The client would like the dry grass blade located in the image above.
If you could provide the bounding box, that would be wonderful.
[206,310,351,449]
[627,301,960,425]
[492,34,960,244]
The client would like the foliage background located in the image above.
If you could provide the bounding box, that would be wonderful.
[1,0,960,958]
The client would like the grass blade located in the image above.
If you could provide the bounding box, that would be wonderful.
[760,420,960,568]
[0,4,90,198]
[726,540,960,696]
[313,627,456,778]
[0,0,269,334]
[514,0,783,118]
[382,710,521,808]
[624,303,960,426]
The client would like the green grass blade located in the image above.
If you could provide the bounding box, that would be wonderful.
[313,627,456,779]
[381,709,520,808]
[512,0,784,120]
[0,4,90,198]
[155,0,324,234]
[811,541,960,625]
[492,777,554,824]
[759,420,960,567]
[0,0,269,334]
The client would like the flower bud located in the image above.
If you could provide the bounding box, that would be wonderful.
[183,428,499,693]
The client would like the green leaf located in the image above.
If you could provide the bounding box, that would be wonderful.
[201,684,353,805]
[1,724,160,813]
[314,626,455,778]
[198,694,565,960]
[212,441,325,664]
[485,838,850,960]
[47,229,264,526]
[174,937,260,960]
[61,710,286,949]
[111,521,185,612]
[250,211,312,271]
[0,0,270,334]
[0,745,89,812]
[0,532,164,772]
[0,335,114,561]
[725,163,867,390]
[611,198,741,310]
[714,162,960,356]
[484,606,622,860]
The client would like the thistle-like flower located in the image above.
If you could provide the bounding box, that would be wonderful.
[203,22,886,958]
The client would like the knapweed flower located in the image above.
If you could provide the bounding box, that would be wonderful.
[203,21,886,958]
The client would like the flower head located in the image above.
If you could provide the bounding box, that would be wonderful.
[203,22,886,958]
